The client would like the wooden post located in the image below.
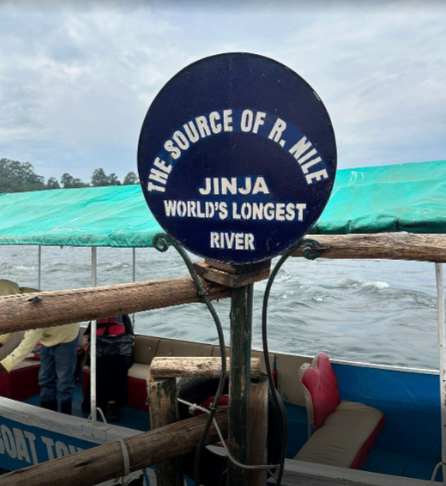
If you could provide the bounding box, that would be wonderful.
[148,378,183,486]
[0,411,228,486]
[227,282,254,486]
[248,375,268,486]
[192,261,270,486]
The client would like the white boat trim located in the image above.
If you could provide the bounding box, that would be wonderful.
[0,396,141,444]
[252,347,439,375]
[436,262,446,483]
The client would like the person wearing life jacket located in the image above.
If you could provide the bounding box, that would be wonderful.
[82,315,134,422]
[0,279,80,415]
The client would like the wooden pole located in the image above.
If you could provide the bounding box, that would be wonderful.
[248,375,268,486]
[0,410,228,486]
[0,275,230,334]
[148,378,183,486]
[227,283,254,486]
[292,233,446,262]
[150,357,262,380]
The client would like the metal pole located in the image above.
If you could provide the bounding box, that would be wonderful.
[132,248,136,330]
[436,263,446,483]
[91,247,97,426]
[227,283,253,486]
[37,245,42,289]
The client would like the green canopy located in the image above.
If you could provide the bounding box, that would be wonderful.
[0,160,445,247]
[312,160,446,235]
[0,185,162,247]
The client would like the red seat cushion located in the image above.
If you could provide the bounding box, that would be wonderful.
[0,363,41,401]
[127,376,149,411]
[300,352,340,431]
[9,364,41,400]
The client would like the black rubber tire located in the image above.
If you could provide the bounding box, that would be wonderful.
[177,375,287,486]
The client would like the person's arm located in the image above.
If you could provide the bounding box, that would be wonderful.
[0,334,11,347]
[0,332,25,360]
[0,329,44,372]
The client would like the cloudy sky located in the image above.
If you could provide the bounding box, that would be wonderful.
[0,0,445,184]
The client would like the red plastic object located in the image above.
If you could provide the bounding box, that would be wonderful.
[192,395,229,417]
[301,352,340,431]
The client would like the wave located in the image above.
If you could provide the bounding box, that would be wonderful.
[0,244,440,370]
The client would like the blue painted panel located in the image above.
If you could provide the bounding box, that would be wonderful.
[0,415,92,471]
[0,412,156,484]
[283,403,307,458]
[333,363,441,464]
[138,53,336,264]
[363,449,409,476]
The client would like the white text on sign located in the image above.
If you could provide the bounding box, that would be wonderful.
[147,108,329,193]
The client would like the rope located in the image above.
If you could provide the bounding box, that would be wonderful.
[177,397,280,472]
[118,438,131,485]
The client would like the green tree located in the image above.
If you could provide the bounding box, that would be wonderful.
[91,168,121,187]
[0,158,46,193]
[108,172,121,186]
[91,168,108,187]
[122,171,139,185]
[60,173,89,188]
[46,177,60,190]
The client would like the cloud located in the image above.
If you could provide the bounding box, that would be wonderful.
[0,0,445,182]
[273,2,446,167]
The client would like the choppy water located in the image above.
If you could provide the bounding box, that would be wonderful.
[0,245,441,370]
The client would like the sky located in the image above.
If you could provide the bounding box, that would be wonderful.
[0,0,445,184]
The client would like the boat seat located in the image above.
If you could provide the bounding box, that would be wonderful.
[83,336,277,412]
[294,352,385,469]
[126,363,152,410]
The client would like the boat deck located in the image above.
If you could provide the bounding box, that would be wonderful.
[22,384,443,484]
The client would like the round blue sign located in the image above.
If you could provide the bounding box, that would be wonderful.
[138,53,336,265]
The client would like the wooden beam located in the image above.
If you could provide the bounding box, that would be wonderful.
[0,410,228,486]
[293,234,446,263]
[148,378,183,486]
[0,275,230,334]
[150,357,262,380]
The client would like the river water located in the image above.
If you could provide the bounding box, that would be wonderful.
[0,244,441,370]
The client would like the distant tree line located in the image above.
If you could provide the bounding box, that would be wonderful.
[0,158,139,193]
